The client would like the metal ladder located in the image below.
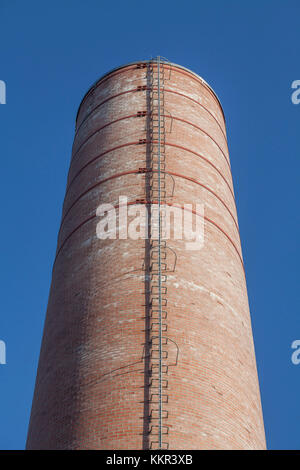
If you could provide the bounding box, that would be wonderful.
[148,57,169,450]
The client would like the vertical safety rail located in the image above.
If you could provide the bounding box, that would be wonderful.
[148,57,170,450]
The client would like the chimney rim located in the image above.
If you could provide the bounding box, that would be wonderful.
[75,60,225,125]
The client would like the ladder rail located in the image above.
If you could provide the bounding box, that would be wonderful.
[157,56,163,449]
[148,56,171,450]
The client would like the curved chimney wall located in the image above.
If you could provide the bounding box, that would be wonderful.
[26,60,266,450]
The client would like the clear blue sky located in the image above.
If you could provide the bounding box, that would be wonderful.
[0,0,299,450]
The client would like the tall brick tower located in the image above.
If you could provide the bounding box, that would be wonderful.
[26,58,266,450]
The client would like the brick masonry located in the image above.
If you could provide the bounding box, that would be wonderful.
[26,62,266,450]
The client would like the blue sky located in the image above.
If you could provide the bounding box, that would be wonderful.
[0,0,299,450]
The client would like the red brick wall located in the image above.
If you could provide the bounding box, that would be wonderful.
[26,62,266,449]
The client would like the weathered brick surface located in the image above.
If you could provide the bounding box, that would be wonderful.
[26,62,266,449]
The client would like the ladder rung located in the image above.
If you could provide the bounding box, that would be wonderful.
[150,378,168,389]
[152,163,166,171]
[151,350,168,360]
[151,181,166,190]
[150,410,168,419]
[150,309,167,320]
[151,151,166,158]
[150,321,167,331]
[150,393,168,403]
[151,262,167,271]
[151,240,167,248]
[151,364,168,374]
[151,210,167,218]
[150,158,166,165]
[151,335,168,344]
[151,289,167,299]
[150,442,169,450]
[151,251,167,260]
[150,190,167,199]
[151,274,167,283]
[149,425,169,435]
[150,441,169,450]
